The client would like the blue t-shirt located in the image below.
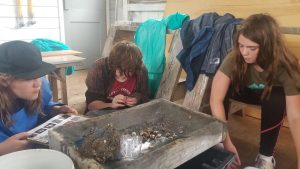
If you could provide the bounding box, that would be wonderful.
[0,78,60,142]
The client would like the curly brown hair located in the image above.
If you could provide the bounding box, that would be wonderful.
[231,13,300,99]
[108,41,143,77]
[0,73,42,127]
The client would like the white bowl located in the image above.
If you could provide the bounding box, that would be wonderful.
[0,149,74,169]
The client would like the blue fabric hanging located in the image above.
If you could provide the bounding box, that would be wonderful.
[31,38,75,75]
[177,13,241,90]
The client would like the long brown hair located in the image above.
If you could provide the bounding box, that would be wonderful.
[231,13,300,99]
[109,40,143,77]
[0,74,42,127]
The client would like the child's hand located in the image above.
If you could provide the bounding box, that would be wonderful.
[125,97,137,107]
[53,105,78,115]
[111,94,126,108]
[0,132,30,155]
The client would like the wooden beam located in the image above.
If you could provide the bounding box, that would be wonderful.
[156,30,182,100]
[182,75,210,112]
[281,27,300,35]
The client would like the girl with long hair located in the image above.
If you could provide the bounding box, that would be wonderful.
[0,41,77,155]
[210,14,300,169]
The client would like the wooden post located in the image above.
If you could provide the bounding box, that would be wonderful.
[58,68,68,104]
[155,30,183,100]
[48,74,59,102]
[182,75,210,112]
[101,26,117,58]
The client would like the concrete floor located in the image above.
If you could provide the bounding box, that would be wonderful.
[64,70,297,169]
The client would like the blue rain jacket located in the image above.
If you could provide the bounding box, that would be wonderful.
[177,13,240,90]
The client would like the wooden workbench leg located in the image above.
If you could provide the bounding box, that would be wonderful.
[58,68,68,105]
[48,74,59,102]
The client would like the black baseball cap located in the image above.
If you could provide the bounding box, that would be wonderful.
[0,40,56,80]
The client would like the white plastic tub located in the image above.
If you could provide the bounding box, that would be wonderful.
[0,149,74,169]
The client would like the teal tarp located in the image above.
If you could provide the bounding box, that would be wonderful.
[134,12,189,98]
[31,38,75,75]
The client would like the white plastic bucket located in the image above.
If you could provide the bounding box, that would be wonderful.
[0,149,74,169]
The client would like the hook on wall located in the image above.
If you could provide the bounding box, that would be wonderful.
[15,0,36,29]
[27,0,36,26]
[15,0,25,29]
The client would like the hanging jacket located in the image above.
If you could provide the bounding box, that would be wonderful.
[134,12,189,98]
[201,13,241,75]
[177,13,240,90]
[177,13,217,90]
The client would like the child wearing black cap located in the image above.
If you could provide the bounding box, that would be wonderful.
[0,40,78,155]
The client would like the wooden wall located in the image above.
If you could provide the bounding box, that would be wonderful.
[164,0,300,125]
[0,0,65,44]
[164,0,300,59]
[106,0,166,33]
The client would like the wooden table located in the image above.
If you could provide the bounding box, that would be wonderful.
[42,53,85,104]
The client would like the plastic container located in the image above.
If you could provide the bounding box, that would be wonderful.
[0,149,74,169]
[176,146,235,169]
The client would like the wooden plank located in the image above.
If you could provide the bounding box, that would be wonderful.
[164,0,300,28]
[42,55,85,68]
[0,6,59,17]
[182,75,209,112]
[128,3,166,11]
[285,34,300,59]
[101,26,117,58]
[0,29,60,42]
[113,29,135,43]
[41,50,82,57]
[102,24,139,59]
[155,30,182,100]
[281,27,300,35]
[198,78,213,113]
[129,0,166,3]
[0,0,58,6]
[164,0,300,62]
[228,99,248,115]
[0,18,60,29]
